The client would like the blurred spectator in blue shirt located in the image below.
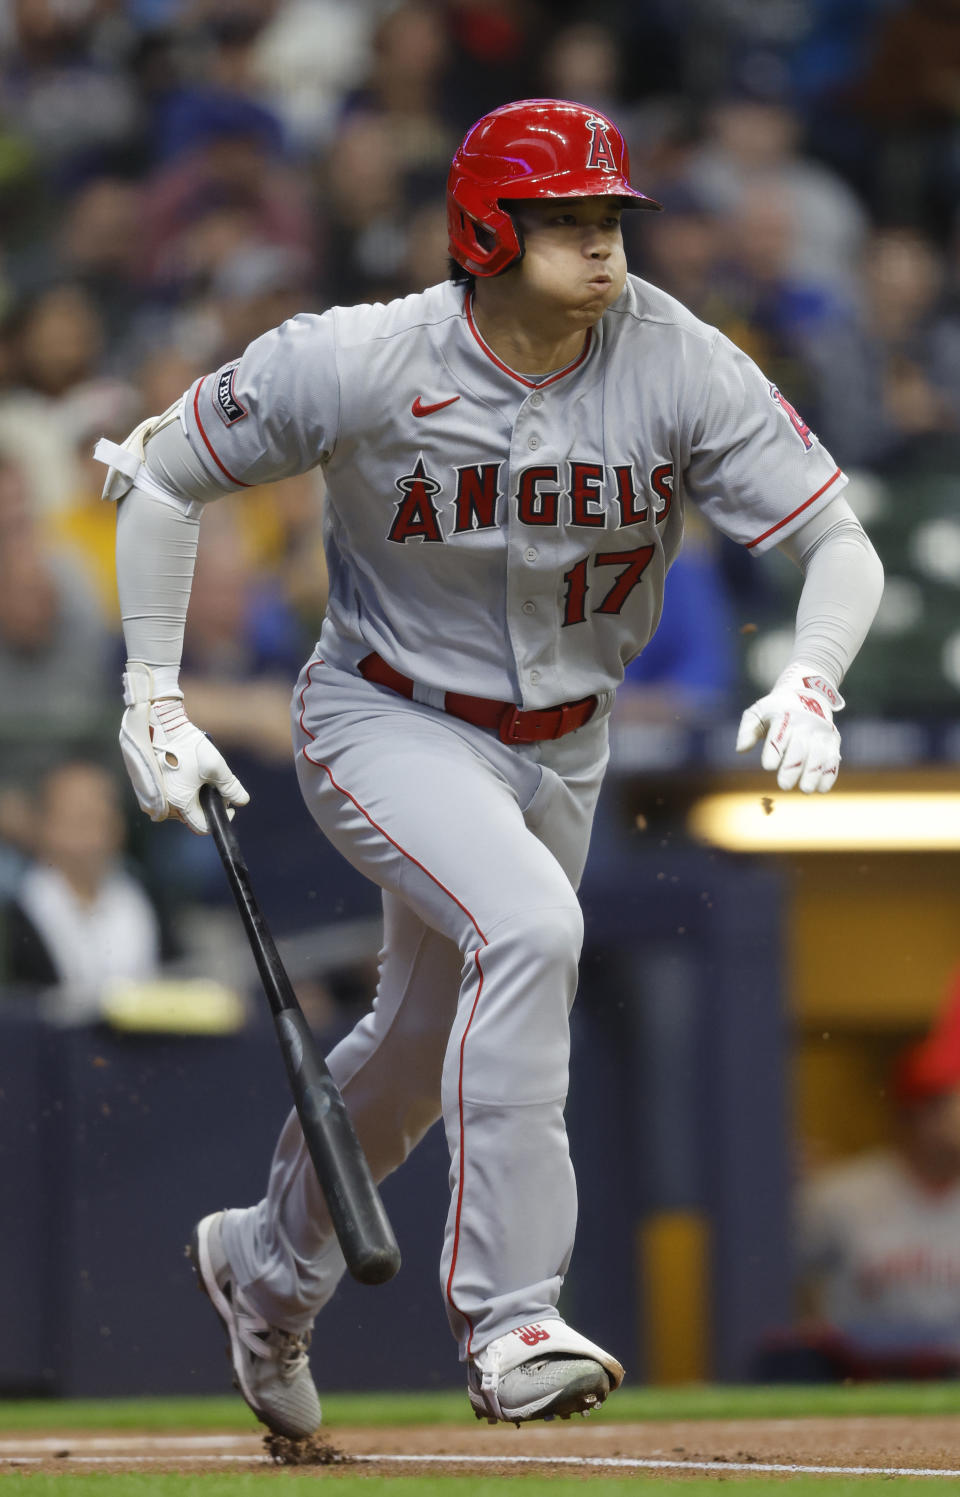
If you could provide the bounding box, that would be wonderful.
[618,514,738,725]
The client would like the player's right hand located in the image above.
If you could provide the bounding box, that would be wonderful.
[735,663,844,794]
[119,662,249,835]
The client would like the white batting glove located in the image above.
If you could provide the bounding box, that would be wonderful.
[119,662,250,835]
[736,663,844,794]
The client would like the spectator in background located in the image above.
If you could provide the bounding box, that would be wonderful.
[180,239,316,373]
[148,9,285,168]
[43,377,144,621]
[539,18,692,264]
[540,21,623,120]
[248,0,384,152]
[1,0,141,189]
[320,114,413,302]
[806,227,960,469]
[755,968,960,1381]
[180,502,313,766]
[400,196,453,294]
[0,282,105,514]
[0,451,115,783]
[0,781,32,899]
[684,87,869,297]
[631,176,841,446]
[55,177,147,357]
[444,0,542,128]
[338,2,456,181]
[139,110,315,296]
[624,185,725,322]
[135,345,208,417]
[0,760,164,1012]
[709,180,846,433]
[145,499,339,932]
[854,0,960,236]
[316,0,460,302]
[0,101,43,262]
[7,282,103,398]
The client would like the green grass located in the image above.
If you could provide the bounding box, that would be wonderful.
[3,1386,960,1493]
[2,1381,960,1431]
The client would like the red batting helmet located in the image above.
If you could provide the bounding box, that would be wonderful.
[447,98,661,278]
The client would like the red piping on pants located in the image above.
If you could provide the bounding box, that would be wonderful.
[298,660,486,1353]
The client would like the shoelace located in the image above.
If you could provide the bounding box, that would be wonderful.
[233,1287,312,1380]
[276,1329,312,1378]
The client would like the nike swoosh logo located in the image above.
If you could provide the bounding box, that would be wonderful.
[412,394,461,417]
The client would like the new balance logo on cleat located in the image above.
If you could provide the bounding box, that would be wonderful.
[514,1324,552,1347]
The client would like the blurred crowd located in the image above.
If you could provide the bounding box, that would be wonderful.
[2,0,960,963]
[3,0,960,1385]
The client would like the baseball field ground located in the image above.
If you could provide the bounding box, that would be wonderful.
[3,1383,960,1493]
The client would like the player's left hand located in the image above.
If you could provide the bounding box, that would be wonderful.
[736,663,844,793]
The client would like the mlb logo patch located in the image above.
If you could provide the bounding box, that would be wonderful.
[215,365,247,426]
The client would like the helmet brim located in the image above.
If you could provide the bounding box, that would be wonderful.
[496,178,662,211]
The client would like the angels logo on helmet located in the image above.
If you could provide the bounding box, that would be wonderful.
[585,116,618,171]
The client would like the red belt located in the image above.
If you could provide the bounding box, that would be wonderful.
[358,653,597,745]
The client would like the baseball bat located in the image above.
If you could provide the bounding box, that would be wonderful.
[199,783,401,1286]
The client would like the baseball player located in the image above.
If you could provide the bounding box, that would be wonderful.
[97,99,883,1434]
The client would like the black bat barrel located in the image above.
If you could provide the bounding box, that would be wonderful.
[199,784,401,1285]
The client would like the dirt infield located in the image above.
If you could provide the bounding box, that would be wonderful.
[5,1415,960,1479]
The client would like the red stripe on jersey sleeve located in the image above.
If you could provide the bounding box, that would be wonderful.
[745,468,843,550]
[192,376,249,488]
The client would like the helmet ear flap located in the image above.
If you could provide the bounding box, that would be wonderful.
[498,203,526,267]
[448,184,524,277]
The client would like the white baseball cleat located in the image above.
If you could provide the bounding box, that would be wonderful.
[467,1320,624,1424]
[188,1211,321,1439]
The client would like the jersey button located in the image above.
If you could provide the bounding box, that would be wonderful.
[522,600,536,615]
[527,435,540,450]
[529,670,541,683]
[524,547,538,562]
[530,392,543,408]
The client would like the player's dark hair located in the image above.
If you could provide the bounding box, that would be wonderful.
[448,258,475,290]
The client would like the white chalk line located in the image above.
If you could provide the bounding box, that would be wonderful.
[0,1435,256,1453]
[3,1438,960,1478]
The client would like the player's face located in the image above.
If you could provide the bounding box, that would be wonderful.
[508,198,627,323]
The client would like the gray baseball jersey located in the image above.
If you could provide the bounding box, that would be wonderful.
[178,274,846,707]
[156,276,847,1365]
